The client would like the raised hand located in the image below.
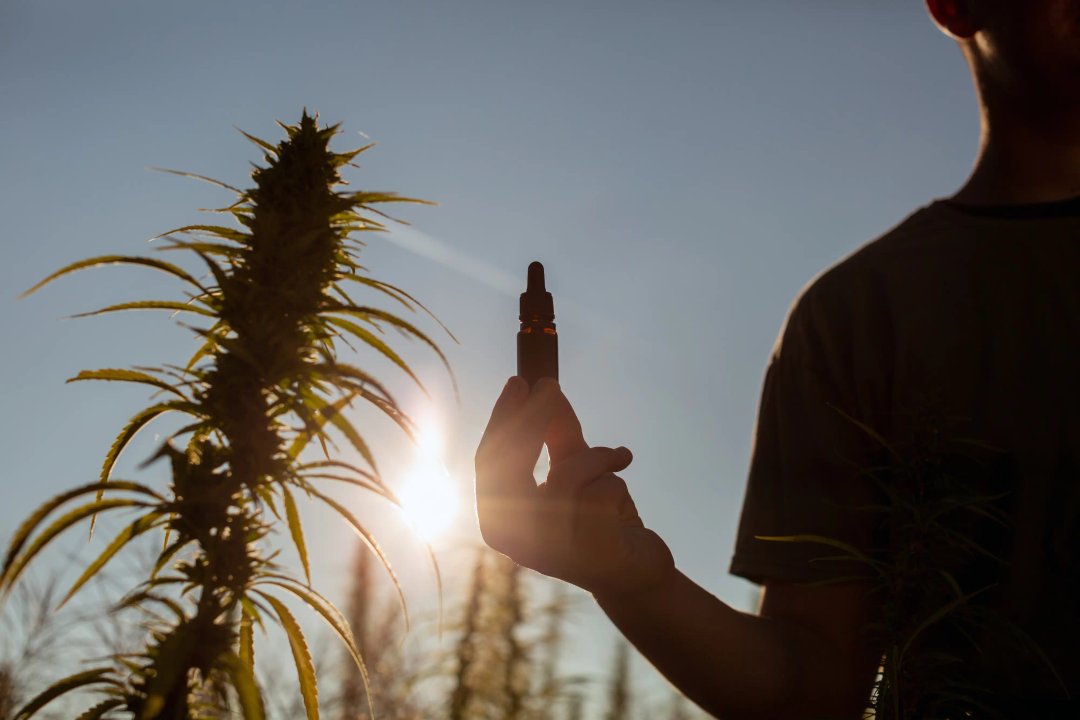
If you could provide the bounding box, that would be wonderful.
[475,376,674,598]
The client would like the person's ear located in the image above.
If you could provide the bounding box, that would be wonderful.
[926,0,981,40]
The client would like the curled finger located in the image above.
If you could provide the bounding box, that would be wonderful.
[547,446,633,494]
[575,472,637,522]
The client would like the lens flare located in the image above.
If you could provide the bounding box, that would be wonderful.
[398,422,458,542]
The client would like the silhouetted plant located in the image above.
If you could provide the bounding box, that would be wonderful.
[0,577,72,719]
[562,692,584,720]
[2,112,451,719]
[501,563,528,720]
[759,404,1068,719]
[603,642,630,720]
[446,549,481,720]
[447,549,571,720]
[532,583,575,719]
[335,546,422,720]
[337,548,378,719]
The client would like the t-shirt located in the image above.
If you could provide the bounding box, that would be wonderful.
[729,196,1080,709]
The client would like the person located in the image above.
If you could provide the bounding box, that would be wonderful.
[474,1,1080,717]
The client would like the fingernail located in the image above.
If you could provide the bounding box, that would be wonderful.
[617,446,633,460]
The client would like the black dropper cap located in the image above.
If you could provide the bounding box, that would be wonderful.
[519,261,554,322]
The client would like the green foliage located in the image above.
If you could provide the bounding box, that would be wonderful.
[759,404,1068,719]
[264,596,319,719]
[3,112,450,718]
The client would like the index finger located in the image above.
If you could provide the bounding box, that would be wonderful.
[544,385,588,463]
[478,376,530,451]
[476,377,534,494]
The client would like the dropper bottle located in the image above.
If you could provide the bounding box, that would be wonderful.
[517,261,558,386]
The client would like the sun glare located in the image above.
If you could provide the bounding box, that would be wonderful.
[398,421,458,542]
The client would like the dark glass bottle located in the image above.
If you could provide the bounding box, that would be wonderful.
[517,261,558,386]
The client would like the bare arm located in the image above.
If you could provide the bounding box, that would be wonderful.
[475,377,880,719]
[596,574,880,720]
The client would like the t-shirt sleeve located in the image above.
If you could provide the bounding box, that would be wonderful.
[730,279,886,586]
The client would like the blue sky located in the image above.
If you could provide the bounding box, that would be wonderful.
[0,0,981,711]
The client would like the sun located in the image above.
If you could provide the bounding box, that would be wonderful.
[398,422,458,542]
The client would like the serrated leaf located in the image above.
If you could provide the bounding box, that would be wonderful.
[255,484,281,520]
[281,486,311,585]
[341,273,457,342]
[826,402,898,458]
[236,128,279,156]
[263,594,319,720]
[184,322,226,372]
[72,300,215,319]
[338,273,415,313]
[254,580,374,719]
[90,403,172,538]
[328,304,456,398]
[140,623,194,719]
[304,392,379,474]
[239,609,255,672]
[332,142,375,167]
[899,585,995,662]
[286,393,335,460]
[156,237,241,257]
[2,498,149,594]
[152,536,193,579]
[154,223,249,243]
[74,698,126,720]
[117,590,185,623]
[346,190,435,206]
[297,459,377,483]
[753,533,872,564]
[309,362,395,407]
[297,473,399,506]
[13,667,116,719]
[194,249,231,289]
[151,166,243,194]
[325,316,426,395]
[331,374,416,442]
[21,255,208,298]
[221,649,266,720]
[99,400,200,496]
[357,306,450,366]
[67,368,186,399]
[241,596,266,632]
[304,486,408,630]
[2,480,161,580]
[60,512,165,607]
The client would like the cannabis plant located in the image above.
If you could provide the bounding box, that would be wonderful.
[1,112,450,719]
[760,405,1066,719]
[446,550,531,720]
[334,544,422,720]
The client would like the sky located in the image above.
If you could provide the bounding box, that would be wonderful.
[0,0,981,712]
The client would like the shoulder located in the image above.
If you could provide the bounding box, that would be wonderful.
[802,203,954,308]
[778,203,960,348]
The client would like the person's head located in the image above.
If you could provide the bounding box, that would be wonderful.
[926,0,1080,114]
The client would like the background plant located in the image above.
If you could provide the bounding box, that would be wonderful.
[0,575,74,719]
[760,404,1068,719]
[1,111,451,720]
[328,540,697,720]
